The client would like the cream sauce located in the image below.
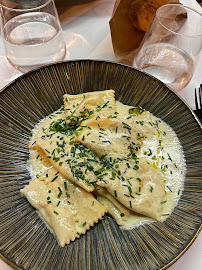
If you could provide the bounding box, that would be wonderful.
[27,100,185,232]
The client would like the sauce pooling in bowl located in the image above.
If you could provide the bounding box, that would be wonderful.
[22,90,186,246]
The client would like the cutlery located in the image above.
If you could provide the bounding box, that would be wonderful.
[194,85,202,121]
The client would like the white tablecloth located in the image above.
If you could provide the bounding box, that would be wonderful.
[0,0,201,269]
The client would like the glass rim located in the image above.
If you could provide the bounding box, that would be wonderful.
[0,0,53,12]
[156,4,202,38]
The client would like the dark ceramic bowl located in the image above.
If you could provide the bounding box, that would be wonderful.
[0,60,201,270]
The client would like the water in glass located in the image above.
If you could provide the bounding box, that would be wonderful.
[3,12,66,72]
[135,43,194,92]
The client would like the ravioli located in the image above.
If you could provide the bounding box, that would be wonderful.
[75,118,145,156]
[63,90,116,125]
[97,158,167,221]
[21,167,106,247]
[30,134,99,192]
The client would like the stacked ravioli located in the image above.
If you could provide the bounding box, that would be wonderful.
[21,90,171,247]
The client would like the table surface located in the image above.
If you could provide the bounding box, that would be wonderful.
[0,0,201,269]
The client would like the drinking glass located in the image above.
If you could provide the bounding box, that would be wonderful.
[134,4,202,92]
[0,0,66,73]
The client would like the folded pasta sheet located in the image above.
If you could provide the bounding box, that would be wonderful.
[96,158,166,221]
[30,134,99,192]
[63,90,116,124]
[75,118,145,156]
[21,167,106,247]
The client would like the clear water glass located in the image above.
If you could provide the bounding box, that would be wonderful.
[0,0,66,73]
[134,4,202,93]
